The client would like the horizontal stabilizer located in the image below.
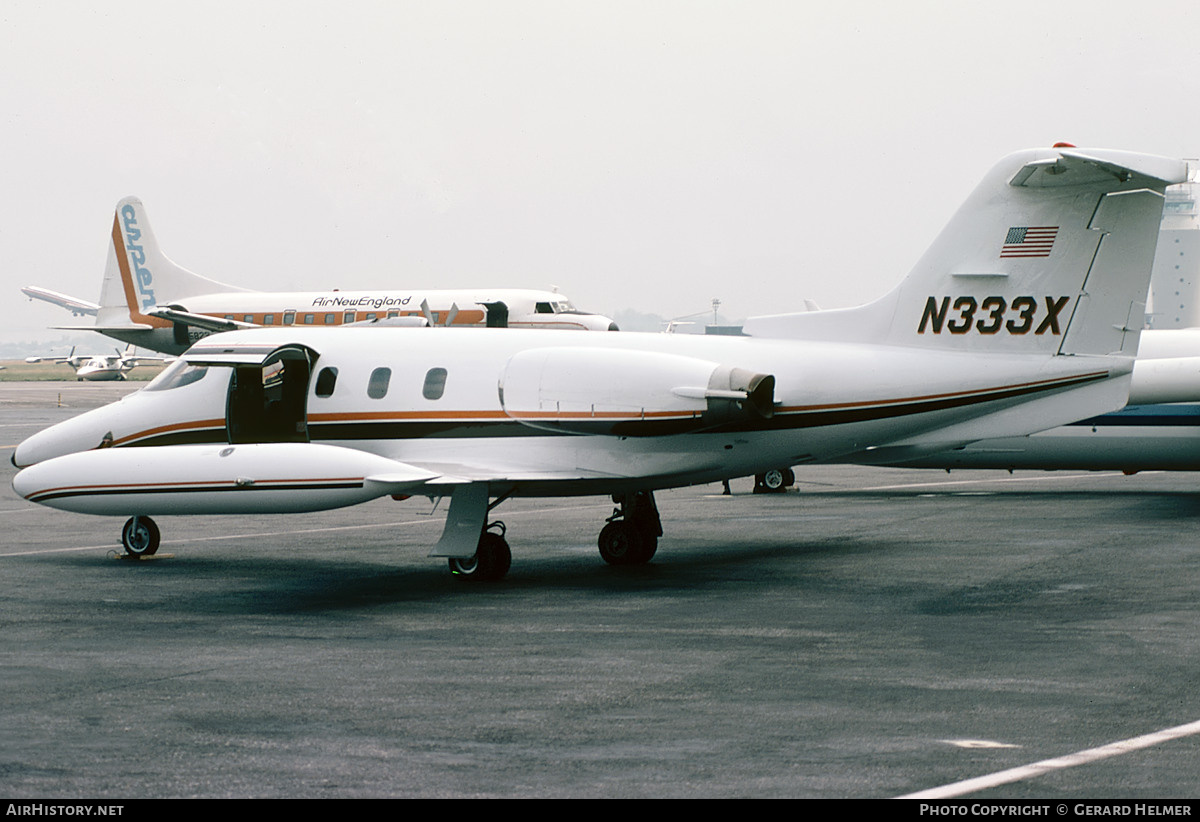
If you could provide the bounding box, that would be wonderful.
[744,146,1190,361]
[53,324,155,332]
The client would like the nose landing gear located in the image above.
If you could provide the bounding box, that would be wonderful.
[121,516,161,557]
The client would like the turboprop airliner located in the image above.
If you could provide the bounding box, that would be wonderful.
[24,344,169,382]
[12,147,1188,580]
[30,197,618,356]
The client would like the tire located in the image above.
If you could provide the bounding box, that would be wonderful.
[754,468,791,493]
[598,521,657,565]
[121,516,160,556]
[448,532,511,581]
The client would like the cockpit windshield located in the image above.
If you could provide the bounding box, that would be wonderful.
[534,300,578,314]
[143,359,210,392]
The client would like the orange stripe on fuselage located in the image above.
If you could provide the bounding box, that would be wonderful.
[771,371,1110,415]
[112,418,226,447]
[106,371,1110,446]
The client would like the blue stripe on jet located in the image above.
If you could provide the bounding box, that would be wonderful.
[1068,404,1200,428]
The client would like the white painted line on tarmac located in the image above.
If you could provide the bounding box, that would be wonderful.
[853,471,1158,492]
[898,719,1200,799]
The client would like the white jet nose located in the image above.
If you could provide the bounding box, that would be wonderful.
[12,405,123,468]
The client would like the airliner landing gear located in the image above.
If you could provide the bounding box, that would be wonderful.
[121,516,160,557]
[753,468,794,494]
[598,491,661,566]
[448,522,511,581]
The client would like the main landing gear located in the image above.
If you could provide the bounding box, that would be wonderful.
[121,516,161,557]
[753,468,794,494]
[448,521,512,581]
[597,491,662,566]
[435,486,664,581]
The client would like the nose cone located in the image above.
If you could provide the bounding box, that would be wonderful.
[12,405,122,468]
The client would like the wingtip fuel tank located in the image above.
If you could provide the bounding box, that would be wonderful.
[12,442,439,516]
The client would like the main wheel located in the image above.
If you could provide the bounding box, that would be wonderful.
[448,532,511,581]
[755,468,790,493]
[121,516,160,557]
[598,521,657,566]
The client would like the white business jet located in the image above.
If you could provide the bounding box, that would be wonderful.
[28,197,618,356]
[12,147,1186,579]
[865,326,1200,472]
[24,345,168,381]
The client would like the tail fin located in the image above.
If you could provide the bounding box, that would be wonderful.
[96,196,250,328]
[744,147,1190,357]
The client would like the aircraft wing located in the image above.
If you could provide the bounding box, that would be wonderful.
[406,462,628,485]
[146,306,258,333]
[21,286,100,316]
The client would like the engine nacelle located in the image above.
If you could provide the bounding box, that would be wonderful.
[499,347,775,436]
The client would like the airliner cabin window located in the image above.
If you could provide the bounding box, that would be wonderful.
[367,367,391,399]
[315,367,338,398]
[422,367,447,400]
[283,311,295,325]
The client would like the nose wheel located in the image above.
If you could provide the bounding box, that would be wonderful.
[121,516,161,557]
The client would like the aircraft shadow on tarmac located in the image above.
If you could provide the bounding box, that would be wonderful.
[50,535,871,615]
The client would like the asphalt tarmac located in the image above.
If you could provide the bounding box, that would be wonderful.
[2,382,1199,799]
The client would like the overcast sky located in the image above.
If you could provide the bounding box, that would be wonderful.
[4,0,1200,344]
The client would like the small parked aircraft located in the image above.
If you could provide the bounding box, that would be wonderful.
[24,345,168,381]
[27,197,618,356]
[12,147,1188,579]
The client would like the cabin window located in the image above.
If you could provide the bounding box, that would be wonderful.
[324,314,335,324]
[367,367,391,399]
[422,367,447,400]
[283,311,295,325]
[315,367,338,398]
[224,315,234,321]
[387,310,399,318]
[343,311,355,324]
[263,314,275,325]
[365,312,377,321]
[535,302,553,314]
[303,314,315,324]
[244,315,254,323]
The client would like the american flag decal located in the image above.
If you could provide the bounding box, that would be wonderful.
[1000,226,1058,258]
